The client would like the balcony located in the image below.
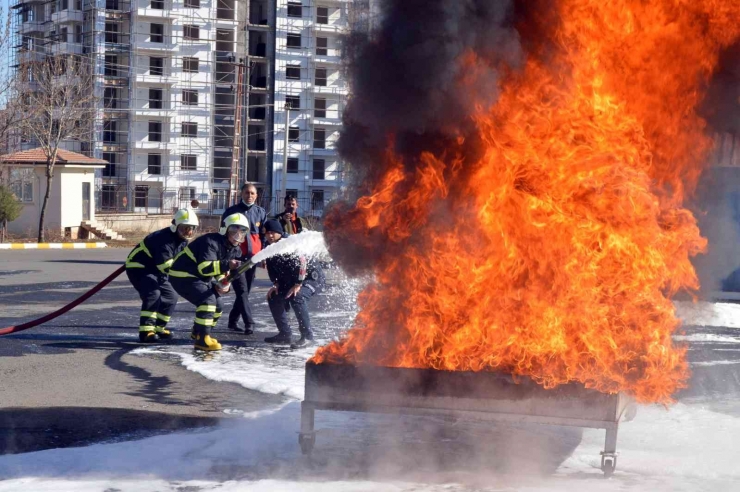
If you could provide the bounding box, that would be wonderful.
[133,103,171,117]
[310,146,338,156]
[215,15,237,27]
[312,84,348,95]
[314,53,342,65]
[52,10,84,23]
[133,40,177,52]
[17,49,45,63]
[313,22,348,34]
[137,8,169,18]
[20,21,44,34]
[51,42,83,55]
[313,115,342,126]
[135,73,177,84]
[134,140,171,150]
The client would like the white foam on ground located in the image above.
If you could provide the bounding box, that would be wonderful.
[0,401,739,491]
[673,333,740,344]
[691,360,740,367]
[675,300,740,328]
[4,291,739,489]
[133,343,318,401]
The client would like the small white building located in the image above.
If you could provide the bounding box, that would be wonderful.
[1,148,106,239]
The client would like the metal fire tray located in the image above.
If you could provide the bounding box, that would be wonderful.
[300,362,635,477]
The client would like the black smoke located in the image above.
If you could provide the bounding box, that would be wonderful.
[700,41,740,136]
[336,0,523,192]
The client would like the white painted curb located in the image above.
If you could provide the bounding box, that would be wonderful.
[0,242,108,250]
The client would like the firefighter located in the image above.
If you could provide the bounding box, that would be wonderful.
[262,219,325,346]
[125,208,198,343]
[221,183,267,335]
[168,212,248,351]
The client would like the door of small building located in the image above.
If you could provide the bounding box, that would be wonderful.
[82,182,91,221]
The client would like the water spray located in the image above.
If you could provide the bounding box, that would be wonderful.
[219,231,328,288]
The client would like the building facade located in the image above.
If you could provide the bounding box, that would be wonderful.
[269,0,349,218]
[12,0,362,219]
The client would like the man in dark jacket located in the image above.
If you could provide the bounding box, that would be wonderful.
[262,219,325,346]
[274,195,310,236]
[126,208,198,343]
[221,183,266,334]
[168,212,248,351]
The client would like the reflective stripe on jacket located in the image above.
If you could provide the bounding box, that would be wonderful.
[168,232,240,281]
[125,227,187,275]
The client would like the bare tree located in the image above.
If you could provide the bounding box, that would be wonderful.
[16,55,97,242]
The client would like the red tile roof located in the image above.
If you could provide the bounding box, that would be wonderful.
[0,148,108,165]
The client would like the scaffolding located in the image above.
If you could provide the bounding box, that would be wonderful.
[10,0,357,220]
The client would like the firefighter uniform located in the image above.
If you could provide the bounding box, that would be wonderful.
[168,221,244,350]
[125,228,188,342]
[221,201,266,332]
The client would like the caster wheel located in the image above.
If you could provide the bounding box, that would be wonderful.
[601,457,616,478]
[299,434,315,455]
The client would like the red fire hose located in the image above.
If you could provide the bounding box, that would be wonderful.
[0,265,126,336]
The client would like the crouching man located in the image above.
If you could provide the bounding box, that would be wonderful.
[126,208,198,343]
[168,213,248,351]
[262,219,325,346]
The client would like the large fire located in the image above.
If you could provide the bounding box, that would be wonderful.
[313,1,740,404]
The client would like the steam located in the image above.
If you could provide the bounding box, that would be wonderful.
[690,41,740,296]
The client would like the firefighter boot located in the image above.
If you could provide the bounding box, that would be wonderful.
[194,333,222,351]
[139,330,158,343]
[155,327,173,340]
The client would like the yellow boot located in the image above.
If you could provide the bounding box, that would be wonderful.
[155,327,173,340]
[194,334,222,351]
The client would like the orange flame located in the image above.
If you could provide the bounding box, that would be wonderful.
[313,1,740,404]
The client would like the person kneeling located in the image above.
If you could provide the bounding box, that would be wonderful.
[168,213,248,351]
[125,208,197,343]
[262,219,325,346]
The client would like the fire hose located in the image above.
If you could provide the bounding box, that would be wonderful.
[0,261,251,336]
[0,265,126,336]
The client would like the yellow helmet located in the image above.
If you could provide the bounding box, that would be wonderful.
[170,208,199,232]
[219,212,249,235]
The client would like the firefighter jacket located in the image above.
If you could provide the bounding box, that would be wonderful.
[222,201,266,258]
[274,211,310,236]
[266,250,324,296]
[169,232,240,282]
[125,227,188,279]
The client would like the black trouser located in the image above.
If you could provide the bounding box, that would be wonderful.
[268,277,323,338]
[227,266,256,328]
[126,268,178,333]
[169,277,223,338]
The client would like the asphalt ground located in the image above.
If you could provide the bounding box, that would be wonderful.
[1,249,739,459]
[0,249,291,455]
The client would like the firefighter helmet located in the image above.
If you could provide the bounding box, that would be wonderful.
[219,212,250,235]
[170,208,199,233]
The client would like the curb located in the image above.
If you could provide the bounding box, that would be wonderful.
[0,242,108,250]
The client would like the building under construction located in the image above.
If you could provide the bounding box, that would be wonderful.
[10,0,370,222]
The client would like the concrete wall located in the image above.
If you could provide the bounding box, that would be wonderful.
[95,213,172,234]
[96,212,220,234]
